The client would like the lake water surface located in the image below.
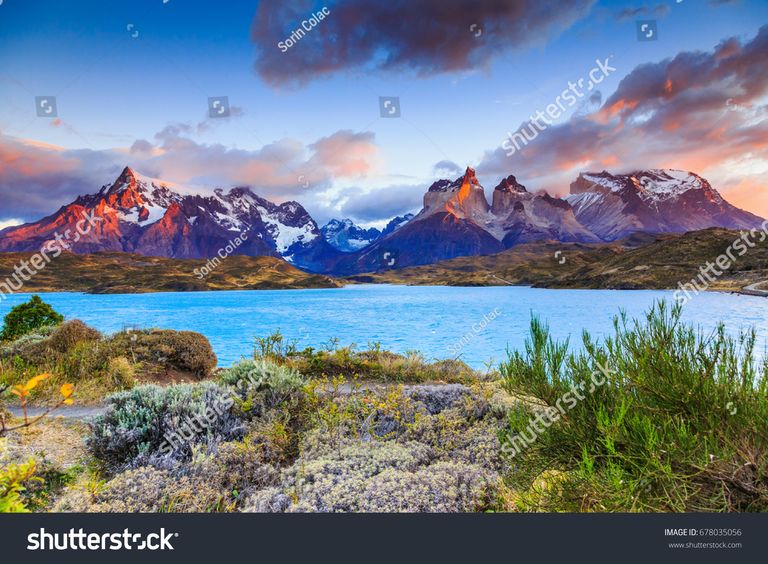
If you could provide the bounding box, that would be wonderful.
[1,285,766,368]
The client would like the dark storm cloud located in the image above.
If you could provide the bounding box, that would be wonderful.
[251,0,596,86]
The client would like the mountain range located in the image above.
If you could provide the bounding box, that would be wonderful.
[0,166,762,275]
[0,167,341,272]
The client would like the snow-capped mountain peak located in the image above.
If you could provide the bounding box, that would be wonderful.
[321,218,381,252]
[380,214,415,237]
[575,169,717,204]
[92,167,182,227]
[567,168,758,239]
[631,169,721,204]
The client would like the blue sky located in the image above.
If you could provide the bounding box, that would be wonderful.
[1,0,767,226]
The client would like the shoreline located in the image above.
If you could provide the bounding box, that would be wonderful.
[1,281,766,298]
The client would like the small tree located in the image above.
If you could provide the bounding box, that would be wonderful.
[0,295,63,342]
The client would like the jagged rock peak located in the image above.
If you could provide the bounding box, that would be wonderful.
[494,174,527,193]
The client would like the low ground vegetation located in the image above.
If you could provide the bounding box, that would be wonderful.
[1,299,767,513]
[253,331,491,384]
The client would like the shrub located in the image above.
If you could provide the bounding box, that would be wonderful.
[45,320,101,353]
[0,440,38,513]
[243,440,433,513]
[403,384,470,415]
[403,408,504,471]
[56,440,280,513]
[220,359,305,418]
[55,467,188,513]
[243,440,500,513]
[221,359,304,397]
[0,326,56,359]
[255,334,486,384]
[109,329,217,379]
[499,302,768,512]
[0,296,63,342]
[106,357,135,390]
[87,383,244,471]
[358,461,498,512]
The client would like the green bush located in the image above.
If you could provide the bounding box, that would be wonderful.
[0,295,63,342]
[500,302,768,512]
[106,357,135,390]
[0,440,38,513]
[0,326,55,359]
[221,359,304,396]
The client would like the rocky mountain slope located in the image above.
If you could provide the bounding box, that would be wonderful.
[567,169,763,240]
[0,168,342,272]
[349,228,768,294]
[332,167,599,274]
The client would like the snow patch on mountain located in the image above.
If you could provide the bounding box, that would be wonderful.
[321,219,381,252]
[258,206,318,255]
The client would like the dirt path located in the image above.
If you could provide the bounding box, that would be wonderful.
[4,380,480,423]
[7,405,107,421]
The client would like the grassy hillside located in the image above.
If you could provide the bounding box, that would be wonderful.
[0,252,340,294]
[350,229,768,294]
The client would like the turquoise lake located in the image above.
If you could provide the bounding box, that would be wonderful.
[1,285,766,368]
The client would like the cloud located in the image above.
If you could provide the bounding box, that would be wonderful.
[325,183,424,224]
[0,137,123,222]
[250,0,596,86]
[0,124,381,221]
[479,25,768,217]
[307,130,379,177]
[432,160,462,176]
[614,4,670,21]
[572,90,603,118]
